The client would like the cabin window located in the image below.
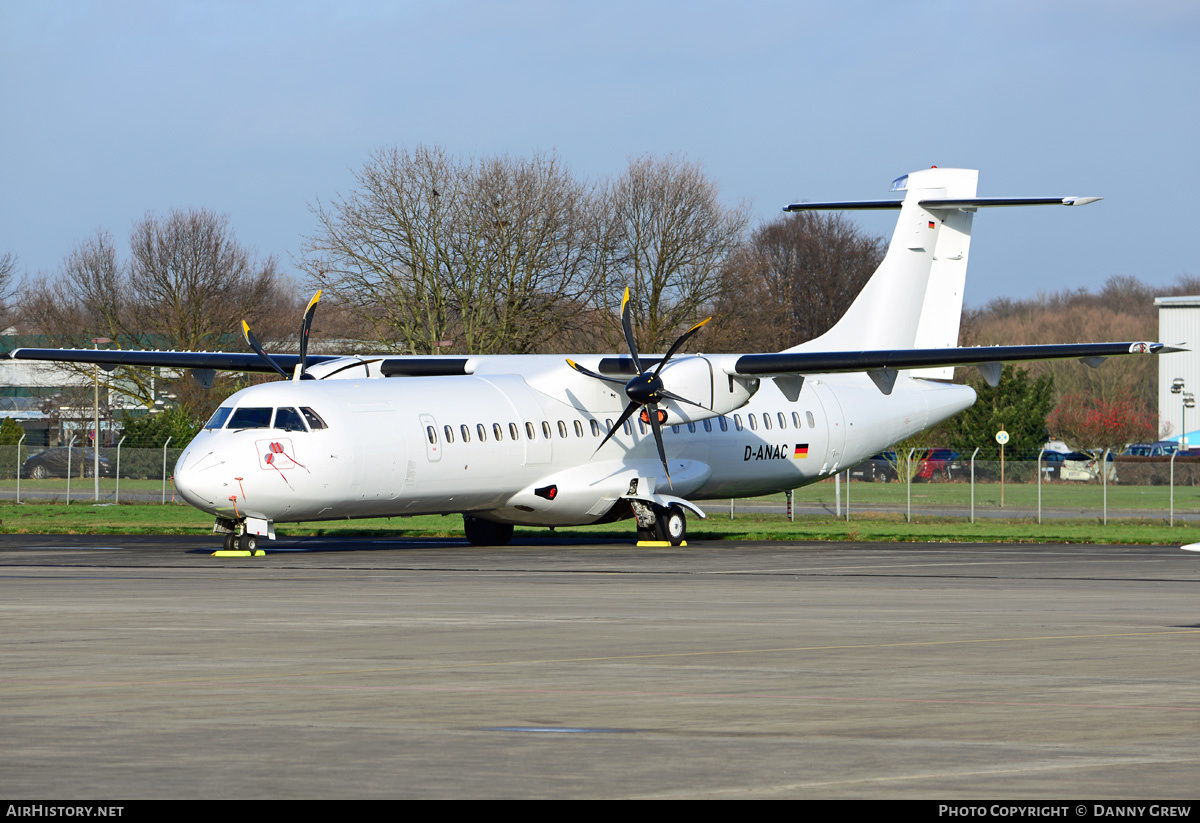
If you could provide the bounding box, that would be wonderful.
[638,418,646,435]
[748,414,758,431]
[274,407,307,432]
[542,421,552,439]
[477,423,487,442]
[426,426,437,445]
[509,422,520,440]
[526,421,536,440]
[719,417,728,432]
[762,414,772,431]
[733,414,743,432]
[204,407,233,430]
[671,424,680,434]
[703,419,712,432]
[792,412,802,429]
[574,420,584,438]
[229,407,272,429]
[444,425,455,444]
[460,425,470,443]
[687,422,696,433]
[300,408,328,430]
[622,419,632,435]
[558,420,568,438]
[806,411,816,428]
[493,423,504,441]
[590,419,600,437]
[778,412,787,429]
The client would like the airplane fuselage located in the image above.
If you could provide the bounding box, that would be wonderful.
[173,355,976,531]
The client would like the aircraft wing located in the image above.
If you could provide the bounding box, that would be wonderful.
[731,341,1184,377]
[3,348,344,373]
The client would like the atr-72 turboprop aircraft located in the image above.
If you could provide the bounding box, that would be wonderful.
[7,167,1181,551]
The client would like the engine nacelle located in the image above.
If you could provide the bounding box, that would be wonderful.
[656,356,758,423]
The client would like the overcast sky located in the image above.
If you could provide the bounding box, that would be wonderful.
[2,0,1197,310]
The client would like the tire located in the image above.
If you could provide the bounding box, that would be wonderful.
[464,516,514,546]
[29,464,48,480]
[222,533,237,552]
[238,533,258,552]
[654,505,687,546]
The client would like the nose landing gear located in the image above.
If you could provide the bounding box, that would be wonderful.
[214,518,267,556]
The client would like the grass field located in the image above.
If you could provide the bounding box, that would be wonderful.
[2,495,1197,545]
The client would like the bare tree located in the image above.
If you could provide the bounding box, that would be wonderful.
[303,146,605,355]
[708,212,884,353]
[0,252,20,330]
[600,155,749,353]
[24,213,286,415]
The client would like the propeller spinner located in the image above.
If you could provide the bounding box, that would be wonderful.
[568,288,711,486]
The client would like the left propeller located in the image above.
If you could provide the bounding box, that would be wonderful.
[568,288,711,486]
[242,290,322,381]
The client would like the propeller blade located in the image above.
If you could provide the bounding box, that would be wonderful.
[658,387,711,411]
[646,402,672,487]
[566,358,627,387]
[594,401,640,455]
[296,290,322,380]
[620,287,643,374]
[655,316,712,376]
[242,320,290,379]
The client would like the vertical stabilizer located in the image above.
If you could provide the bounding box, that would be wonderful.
[786,167,979,368]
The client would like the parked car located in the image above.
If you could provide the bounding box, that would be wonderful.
[915,449,962,481]
[850,454,899,482]
[1124,442,1179,457]
[21,447,115,479]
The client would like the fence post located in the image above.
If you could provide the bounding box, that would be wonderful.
[729,498,734,520]
[970,447,979,524]
[115,436,126,504]
[66,435,76,505]
[1037,446,1045,525]
[15,433,25,504]
[845,469,850,522]
[1166,451,1176,527]
[835,471,841,517]
[1102,448,1109,526]
[906,448,915,523]
[161,437,172,504]
[786,489,794,522]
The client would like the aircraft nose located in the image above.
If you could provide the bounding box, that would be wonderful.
[173,448,227,511]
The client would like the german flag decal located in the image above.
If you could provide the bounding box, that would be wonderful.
[927,220,936,229]
[794,444,809,459]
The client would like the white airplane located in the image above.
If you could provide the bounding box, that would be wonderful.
[7,167,1179,552]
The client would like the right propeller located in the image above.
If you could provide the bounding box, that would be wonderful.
[567,288,712,485]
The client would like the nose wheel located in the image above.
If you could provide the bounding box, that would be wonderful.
[216,521,264,555]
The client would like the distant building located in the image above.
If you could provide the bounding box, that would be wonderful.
[1155,296,1200,447]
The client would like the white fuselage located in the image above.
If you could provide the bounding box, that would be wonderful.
[173,354,976,528]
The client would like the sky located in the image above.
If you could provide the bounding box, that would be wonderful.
[1,0,1197,309]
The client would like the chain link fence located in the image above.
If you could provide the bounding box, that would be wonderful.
[0,443,186,504]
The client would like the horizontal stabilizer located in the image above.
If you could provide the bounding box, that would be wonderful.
[783,196,1101,212]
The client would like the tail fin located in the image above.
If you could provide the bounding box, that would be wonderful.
[782,167,1099,380]
[786,167,978,379]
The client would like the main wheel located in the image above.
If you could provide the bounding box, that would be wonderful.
[222,533,237,552]
[464,516,514,546]
[654,505,687,546]
[238,533,258,553]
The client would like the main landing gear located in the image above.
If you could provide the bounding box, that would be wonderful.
[221,532,260,553]
[464,515,514,546]
[632,501,687,546]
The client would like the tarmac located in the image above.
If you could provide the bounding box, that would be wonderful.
[2,534,1200,799]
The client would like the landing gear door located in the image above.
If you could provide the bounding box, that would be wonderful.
[811,381,847,474]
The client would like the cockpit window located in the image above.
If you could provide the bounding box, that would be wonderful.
[273,407,307,432]
[228,407,272,429]
[300,407,328,430]
[204,407,233,430]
